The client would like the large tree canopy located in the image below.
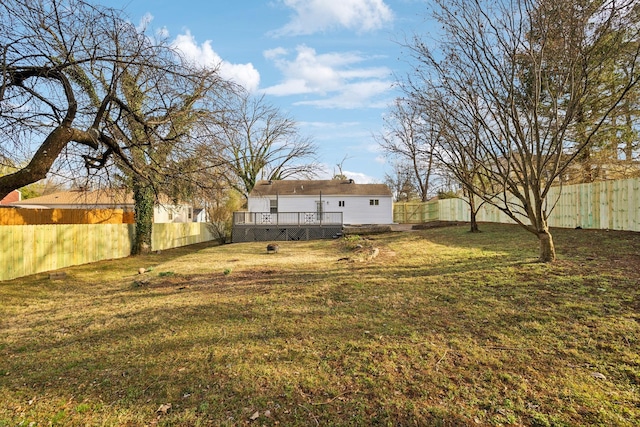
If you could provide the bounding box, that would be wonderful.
[0,0,140,197]
[405,0,640,261]
[0,0,236,253]
[0,0,231,199]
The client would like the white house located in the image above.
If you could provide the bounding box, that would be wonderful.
[247,179,393,225]
[11,189,199,223]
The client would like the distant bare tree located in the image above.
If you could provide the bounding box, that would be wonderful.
[377,98,436,202]
[412,89,490,232]
[384,163,420,202]
[212,93,319,197]
[332,155,350,180]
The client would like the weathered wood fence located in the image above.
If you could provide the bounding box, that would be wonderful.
[394,177,640,232]
[1,223,215,281]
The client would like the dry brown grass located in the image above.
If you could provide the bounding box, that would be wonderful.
[1,223,639,426]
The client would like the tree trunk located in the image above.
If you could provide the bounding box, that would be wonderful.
[132,180,154,255]
[468,192,480,232]
[537,229,556,262]
[469,209,480,232]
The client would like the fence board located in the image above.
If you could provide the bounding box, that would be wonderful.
[152,223,215,251]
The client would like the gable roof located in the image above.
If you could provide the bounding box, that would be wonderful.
[0,189,21,205]
[12,189,134,206]
[250,180,392,197]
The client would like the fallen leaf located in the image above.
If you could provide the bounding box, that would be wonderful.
[591,372,606,380]
[250,411,260,420]
[157,403,172,414]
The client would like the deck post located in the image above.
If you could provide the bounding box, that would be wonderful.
[319,191,322,226]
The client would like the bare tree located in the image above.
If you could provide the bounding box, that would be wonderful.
[384,162,420,202]
[419,91,489,232]
[332,155,350,180]
[406,0,640,261]
[212,93,319,197]
[95,58,233,254]
[0,0,235,253]
[0,0,130,198]
[377,98,436,202]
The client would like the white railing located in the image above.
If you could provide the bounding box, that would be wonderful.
[233,211,343,226]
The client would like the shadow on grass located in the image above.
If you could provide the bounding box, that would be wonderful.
[1,226,639,426]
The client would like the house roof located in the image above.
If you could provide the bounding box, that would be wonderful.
[0,189,21,205]
[12,189,135,206]
[249,180,392,197]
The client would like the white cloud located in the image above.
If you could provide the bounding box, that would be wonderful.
[314,164,378,183]
[343,170,378,183]
[136,12,154,32]
[264,47,288,60]
[171,31,260,92]
[262,45,393,108]
[294,81,393,109]
[298,121,361,129]
[156,26,170,39]
[271,0,394,36]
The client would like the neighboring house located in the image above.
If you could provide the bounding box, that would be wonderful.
[10,189,199,223]
[247,179,394,225]
[192,208,209,223]
[0,189,21,205]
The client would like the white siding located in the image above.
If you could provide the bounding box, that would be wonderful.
[328,196,393,224]
[153,204,193,223]
[277,197,318,213]
[248,197,270,212]
[246,195,393,224]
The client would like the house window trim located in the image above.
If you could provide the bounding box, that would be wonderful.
[369,199,379,206]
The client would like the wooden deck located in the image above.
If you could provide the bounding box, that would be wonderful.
[231,212,343,243]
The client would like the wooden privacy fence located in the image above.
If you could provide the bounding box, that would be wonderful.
[0,208,134,225]
[393,201,439,224]
[394,177,640,232]
[1,222,215,281]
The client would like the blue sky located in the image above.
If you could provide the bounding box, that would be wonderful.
[111,0,429,183]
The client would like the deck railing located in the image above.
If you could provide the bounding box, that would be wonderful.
[233,211,343,226]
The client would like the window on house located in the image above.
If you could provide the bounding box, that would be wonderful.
[369,199,379,206]
[168,211,174,220]
[338,200,345,207]
[270,199,278,214]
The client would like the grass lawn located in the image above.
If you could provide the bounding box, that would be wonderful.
[1,223,638,426]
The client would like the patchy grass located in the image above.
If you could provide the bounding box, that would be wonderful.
[0,223,638,426]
